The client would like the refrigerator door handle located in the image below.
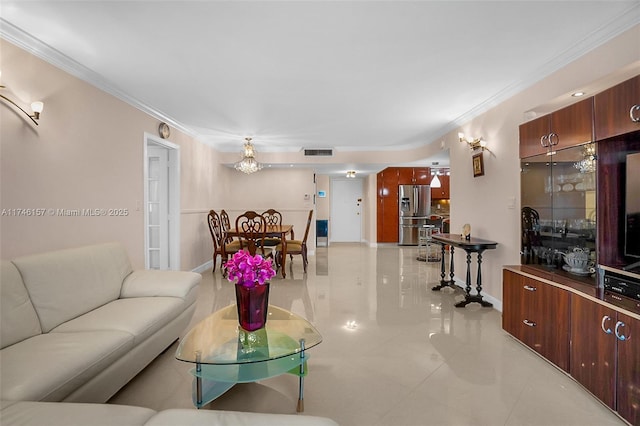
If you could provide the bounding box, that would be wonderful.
[413,186,418,216]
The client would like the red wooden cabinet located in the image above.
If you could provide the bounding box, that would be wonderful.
[431,175,450,200]
[519,115,551,158]
[550,97,594,151]
[376,173,384,241]
[502,270,526,342]
[519,97,594,158]
[594,75,640,141]
[570,295,617,409]
[376,168,399,243]
[616,311,640,426]
[413,167,430,184]
[398,167,431,184]
[397,167,414,185]
[571,295,640,425]
[377,167,433,243]
[502,270,570,371]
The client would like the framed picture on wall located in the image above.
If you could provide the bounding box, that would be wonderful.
[472,152,484,177]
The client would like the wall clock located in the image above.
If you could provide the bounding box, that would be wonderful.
[158,122,170,139]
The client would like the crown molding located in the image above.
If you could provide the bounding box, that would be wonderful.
[2,4,638,150]
[449,3,640,130]
[0,18,197,139]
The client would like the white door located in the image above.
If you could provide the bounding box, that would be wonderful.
[144,135,180,270]
[330,178,363,242]
[147,146,170,269]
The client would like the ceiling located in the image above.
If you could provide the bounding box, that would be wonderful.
[1,1,638,176]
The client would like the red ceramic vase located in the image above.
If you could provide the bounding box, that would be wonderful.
[235,283,270,331]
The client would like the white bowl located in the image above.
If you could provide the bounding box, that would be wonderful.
[564,253,590,270]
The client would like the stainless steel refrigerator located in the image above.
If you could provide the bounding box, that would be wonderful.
[398,184,431,245]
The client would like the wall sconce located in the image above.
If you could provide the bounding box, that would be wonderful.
[0,76,43,125]
[346,170,356,178]
[459,132,490,153]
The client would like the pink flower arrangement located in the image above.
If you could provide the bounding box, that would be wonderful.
[226,250,275,288]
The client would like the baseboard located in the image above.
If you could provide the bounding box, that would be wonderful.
[452,277,502,312]
[193,260,213,274]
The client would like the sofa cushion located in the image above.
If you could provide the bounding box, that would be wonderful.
[145,408,340,426]
[52,297,184,346]
[121,270,200,307]
[0,400,156,426]
[0,331,133,402]
[12,243,133,332]
[0,261,42,349]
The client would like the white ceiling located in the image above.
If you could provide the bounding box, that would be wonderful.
[1,1,638,176]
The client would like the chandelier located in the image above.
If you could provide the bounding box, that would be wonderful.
[234,137,263,174]
[574,143,596,174]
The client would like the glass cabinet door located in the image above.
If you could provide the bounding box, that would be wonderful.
[521,143,597,279]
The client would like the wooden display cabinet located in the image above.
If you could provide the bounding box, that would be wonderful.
[570,295,640,425]
[502,270,570,371]
[519,97,594,158]
[594,75,640,141]
[616,311,640,425]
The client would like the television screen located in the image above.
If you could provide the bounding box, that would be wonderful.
[626,152,640,259]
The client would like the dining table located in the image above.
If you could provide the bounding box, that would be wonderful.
[225,224,294,278]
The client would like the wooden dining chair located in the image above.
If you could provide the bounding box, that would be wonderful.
[207,210,240,273]
[235,211,274,260]
[220,209,235,244]
[261,209,283,247]
[276,209,313,273]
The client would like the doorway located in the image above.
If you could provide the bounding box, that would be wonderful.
[330,178,363,242]
[144,134,180,270]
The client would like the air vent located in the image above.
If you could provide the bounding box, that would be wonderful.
[304,148,333,157]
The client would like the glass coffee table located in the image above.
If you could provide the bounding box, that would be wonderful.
[175,304,322,412]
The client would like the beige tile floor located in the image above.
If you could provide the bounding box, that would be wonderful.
[110,243,627,426]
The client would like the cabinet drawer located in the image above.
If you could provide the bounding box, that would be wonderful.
[502,270,570,371]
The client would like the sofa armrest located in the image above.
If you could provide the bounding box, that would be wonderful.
[121,270,201,300]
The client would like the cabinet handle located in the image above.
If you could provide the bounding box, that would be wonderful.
[523,319,536,327]
[523,285,537,292]
[630,105,640,123]
[601,315,613,334]
[540,134,549,148]
[615,321,628,341]
[549,132,559,146]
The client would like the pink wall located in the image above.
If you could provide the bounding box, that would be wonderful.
[0,39,219,269]
[1,39,319,270]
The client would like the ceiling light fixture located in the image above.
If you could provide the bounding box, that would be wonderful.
[459,132,490,153]
[234,137,263,174]
[430,171,442,188]
[346,170,356,178]
[574,142,596,173]
[572,91,586,97]
[0,74,43,126]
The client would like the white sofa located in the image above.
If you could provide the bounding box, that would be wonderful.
[0,242,201,403]
[0,243,339,425]
[0,401,339,426]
